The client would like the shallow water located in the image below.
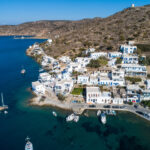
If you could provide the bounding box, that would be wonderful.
[0,36,150,150]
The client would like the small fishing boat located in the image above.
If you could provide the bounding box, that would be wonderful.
[97,110,101,116]
[66,113,75,122]
[52,111,57,117]
[101,113,106,124]
[25,137,33,150]
[74,115,79,122]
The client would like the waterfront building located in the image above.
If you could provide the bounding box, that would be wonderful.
[32,81,46,94]
[54,79,74,95]
[86,87,112,104]
[38,72,51,82]
[126,84,141,103]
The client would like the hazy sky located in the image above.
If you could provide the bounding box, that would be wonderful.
[0,0,150,25]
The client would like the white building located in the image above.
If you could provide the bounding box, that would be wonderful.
[39,72,51,82]
[126,84,141,103]
[32,81,45,94]
[75,57,91,67]
[86,87,112,104]
[54,79,74,95]
[85,48,95,54]
[90,52,107,60]
[121,64,147,77]
[111,69,125,86]
[108,52,122,59]
[122,54,138,64]
[120,44,137,54]
[59,56,71,63]
[77,75,89,85]
[113,97,124,105]
[146,80,150,90]
[47,39,52,44]
[108,58,117,67]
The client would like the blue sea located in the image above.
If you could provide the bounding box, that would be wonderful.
[0,36,150,150]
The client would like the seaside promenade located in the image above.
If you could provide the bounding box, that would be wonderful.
[33,95,150,122]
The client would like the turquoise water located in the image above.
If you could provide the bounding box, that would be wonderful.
[0,36,150,150]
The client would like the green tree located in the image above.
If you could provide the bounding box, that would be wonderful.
[116,57,122,64]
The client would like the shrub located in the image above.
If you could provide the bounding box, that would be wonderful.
[57,93,65,101]
[116,57,122,64]
[71,88,83,95]
[125,77,142,83]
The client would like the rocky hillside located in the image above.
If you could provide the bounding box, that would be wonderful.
[1,5,150,57]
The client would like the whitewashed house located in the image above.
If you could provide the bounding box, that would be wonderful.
[32,81,46,94]
[54,79,74,95]
[47,39,52,44]
[85,48,95,54]
[75,57,91,67]
[113,97,124,105]
[86,87,112,104]
[89,76,98,85]
[141,90,150,101]
[77,75,89,85]
[122,54,138,64]
[59,56,71,63]
[108,52,122,59]
[120,44,137,54]
[111,69,125,86]
[146,80,150,90]
[90,52,107,60]
[108,58,117,67]
[121,64,147,77]
[39,72,51,82]
[126,84,141,103]
[98,76,113,86]
[61,70,71,79]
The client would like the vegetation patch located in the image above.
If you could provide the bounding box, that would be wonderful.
[140,100,150,107]
[125,77,142,83]
[87,57,108,68]
[71,88,84,95]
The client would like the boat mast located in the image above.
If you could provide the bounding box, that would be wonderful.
[1,93,4,106]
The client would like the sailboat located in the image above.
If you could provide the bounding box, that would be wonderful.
[0,93,8,111]
[25,137,33,150]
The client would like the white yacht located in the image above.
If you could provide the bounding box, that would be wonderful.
[74,115,79,122]
[66,113,75,122]
[25,137,33,150]
[101,113,106,124]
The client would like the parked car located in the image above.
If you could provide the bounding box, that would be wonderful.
[89,105,96,108]
[103,105,111,108]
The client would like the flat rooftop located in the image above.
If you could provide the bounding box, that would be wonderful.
[86,87,100,93]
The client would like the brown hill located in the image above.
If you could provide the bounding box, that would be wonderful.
[1,5,150,57]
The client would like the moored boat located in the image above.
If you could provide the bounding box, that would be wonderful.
[97,110,101,116]
[52,111,57,117]
[74,115,79,122]
[25,137,33,150]
[66,113,75,122]
[101,113,106,124]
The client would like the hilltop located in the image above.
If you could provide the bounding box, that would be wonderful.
[1,5,150,57]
